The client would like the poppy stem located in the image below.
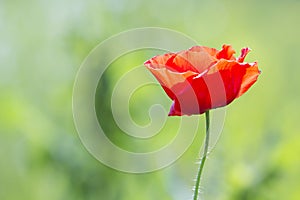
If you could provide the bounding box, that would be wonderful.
[193,110,210,200]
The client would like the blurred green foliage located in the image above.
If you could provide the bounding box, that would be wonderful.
[0,0,299,199]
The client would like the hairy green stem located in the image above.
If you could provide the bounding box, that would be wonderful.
[193,111,210,200]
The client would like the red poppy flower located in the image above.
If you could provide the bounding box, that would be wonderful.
[144,44,261,116]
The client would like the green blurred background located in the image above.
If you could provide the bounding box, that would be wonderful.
[1,0,299,199]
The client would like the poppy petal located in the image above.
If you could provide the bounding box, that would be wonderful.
[216,44,236,60]
[237,62,261,97]
[168,74,210,116]
[145,65,197,100]
[144,53,176,69]
[237,47,251,62]
[208,60,260,104]
[172,46,218,73]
